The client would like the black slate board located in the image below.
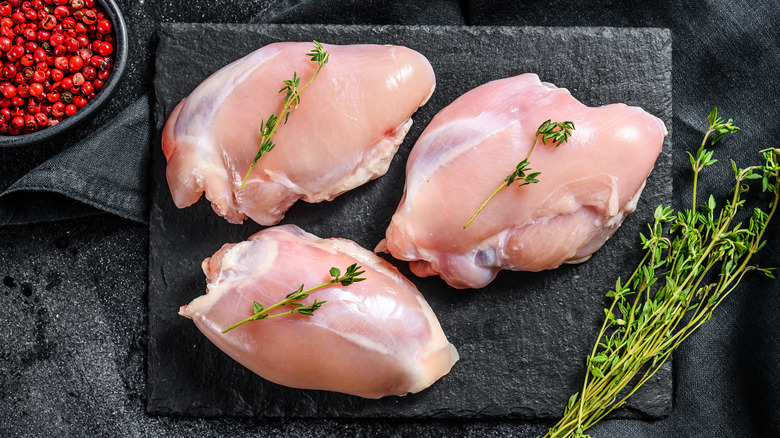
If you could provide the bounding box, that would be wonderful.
[149,24,673,419]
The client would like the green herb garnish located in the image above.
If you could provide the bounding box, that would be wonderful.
[463,120,574,229]
[240,41,330,189]
[544,108,778,438]
[221,263,365,334]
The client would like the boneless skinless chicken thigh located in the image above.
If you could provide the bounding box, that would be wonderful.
[378,74,666,289]
[180,225,459,398]
[162,42,435,225]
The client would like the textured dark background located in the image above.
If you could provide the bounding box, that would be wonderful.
[1,1,779,437]
[149,24,672,418]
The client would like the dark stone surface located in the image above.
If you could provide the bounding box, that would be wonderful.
[149,24,673,418]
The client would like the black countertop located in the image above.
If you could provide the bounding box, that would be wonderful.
[1,1,778,436]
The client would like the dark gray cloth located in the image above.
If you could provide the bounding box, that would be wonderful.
[0,94,151,225]
[0,0,778,437]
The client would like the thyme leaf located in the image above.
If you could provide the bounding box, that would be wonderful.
[240,41,329,189]
[220,263,366,334]
[544,109,779,438]
[463,120,574,229]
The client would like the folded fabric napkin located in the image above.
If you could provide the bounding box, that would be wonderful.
[0,94,151,225]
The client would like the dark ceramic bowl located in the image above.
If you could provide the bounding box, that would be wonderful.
[0,0,128,147]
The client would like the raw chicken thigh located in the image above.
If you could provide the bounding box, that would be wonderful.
[162,42,435,225]
[378,73,666,289]
[179,225,458,398]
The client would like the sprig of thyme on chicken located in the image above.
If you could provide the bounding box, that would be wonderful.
[221,263,365,333]
[240,41,330,189]
[463,120,574,229]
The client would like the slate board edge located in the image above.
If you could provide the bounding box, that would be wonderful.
[161,22,672,40]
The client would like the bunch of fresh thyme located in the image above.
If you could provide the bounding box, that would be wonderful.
[240,41,330,189]
[221,263,365,333]
[544,109,779,437]
[463,120,574,229]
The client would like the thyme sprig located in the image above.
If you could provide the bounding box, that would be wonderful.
[240,41,330,189]
[544,109,779,438]
[689,107,740,209]
[221,263,365,334]
[463,120,574,229]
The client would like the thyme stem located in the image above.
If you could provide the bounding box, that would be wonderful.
[463,181,508,229]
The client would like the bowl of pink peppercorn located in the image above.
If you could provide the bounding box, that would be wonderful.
[0,0,127,147]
